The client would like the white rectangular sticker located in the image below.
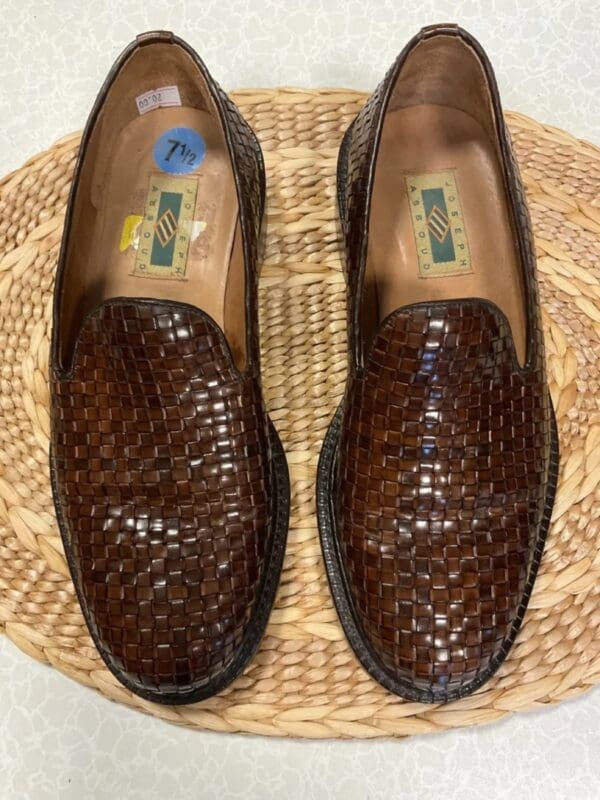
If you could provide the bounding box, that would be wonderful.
[135,85,181,115]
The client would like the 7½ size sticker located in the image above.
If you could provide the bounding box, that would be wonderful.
[153,127,206,174]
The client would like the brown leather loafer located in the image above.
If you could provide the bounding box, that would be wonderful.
[50,31,289,704]
[317,24,558,702]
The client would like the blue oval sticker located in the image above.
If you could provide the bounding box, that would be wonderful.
[153,127,206,174]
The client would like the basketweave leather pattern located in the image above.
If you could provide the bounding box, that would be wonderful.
[52,302,272,694]
[338,303,552,691]
[214,85,265,361]
[50,34,276,700]
[334,26,555,695]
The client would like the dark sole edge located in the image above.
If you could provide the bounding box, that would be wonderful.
[320,115,561,704]
[50,417,290,706]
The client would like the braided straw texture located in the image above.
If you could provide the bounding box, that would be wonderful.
[0,89,598,738]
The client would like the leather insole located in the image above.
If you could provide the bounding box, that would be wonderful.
[368,104,527,364]
[85,105,245,361]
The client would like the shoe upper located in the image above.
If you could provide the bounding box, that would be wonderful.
[334,25,556,698]
[50,32,278,701]
[52,300,272,696]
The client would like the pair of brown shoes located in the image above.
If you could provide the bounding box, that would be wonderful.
[50,25,558,705]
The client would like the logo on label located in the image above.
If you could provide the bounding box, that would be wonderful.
[155,207,179,248]
[426,203,450,244]
[133,175,198,279]
[153,127,206,174]
[405,171,471,278]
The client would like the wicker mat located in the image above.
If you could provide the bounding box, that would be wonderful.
[0,89,599,739]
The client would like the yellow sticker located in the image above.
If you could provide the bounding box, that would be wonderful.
[405,171,472,278]
[119,215,143,252]
[133,174,198,279]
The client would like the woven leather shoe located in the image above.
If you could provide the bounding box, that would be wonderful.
[317,24,558,702]
[50,32,289,704]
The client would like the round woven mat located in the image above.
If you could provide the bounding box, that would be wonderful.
[0,89,599,738]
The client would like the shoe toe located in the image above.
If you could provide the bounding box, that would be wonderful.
[71,517,270,703]
[339,514,534,702]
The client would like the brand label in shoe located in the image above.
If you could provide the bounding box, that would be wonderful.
[136,85,182,115]
[153,127,206,174]
[133,174,198,279]
[405,171,472,278]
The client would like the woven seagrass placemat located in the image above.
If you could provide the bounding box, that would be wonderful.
[0,89,598,738]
